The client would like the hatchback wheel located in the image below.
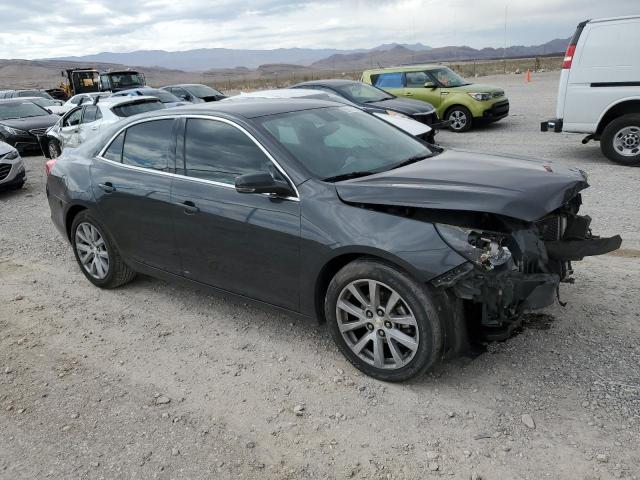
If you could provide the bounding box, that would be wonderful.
[71,211,136,288]
[601,114,640,166]
[447,106,473,132]
[325,259,443,382]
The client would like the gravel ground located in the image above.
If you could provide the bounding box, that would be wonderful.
[1,70,638,480]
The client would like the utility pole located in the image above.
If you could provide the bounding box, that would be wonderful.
[503,0,508,73]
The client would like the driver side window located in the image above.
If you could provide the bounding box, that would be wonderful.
[64,109,82,127]
[183,119,273,184]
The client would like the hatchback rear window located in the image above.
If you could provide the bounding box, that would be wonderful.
[111,100,165,117]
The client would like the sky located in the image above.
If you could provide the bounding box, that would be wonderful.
[0,0,638,58]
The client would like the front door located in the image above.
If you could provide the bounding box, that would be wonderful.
[404,71,443,109]
[171,117,300,310]
[91,118,181,273]
[59,108,83,148]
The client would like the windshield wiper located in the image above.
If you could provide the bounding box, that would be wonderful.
[323,171,377,182]
[389,153,432,170]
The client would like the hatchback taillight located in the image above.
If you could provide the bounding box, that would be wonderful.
[562,44,576,69]
[45,158,57,176]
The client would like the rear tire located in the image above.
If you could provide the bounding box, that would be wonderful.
[446,106,473,132]
[71,211,136,288]
[325,259,444,382]
[600,114,640,166]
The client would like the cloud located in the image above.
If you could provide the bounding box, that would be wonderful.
[0,0,638,59]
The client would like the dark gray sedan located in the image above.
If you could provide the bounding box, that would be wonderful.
[45,99,620,381]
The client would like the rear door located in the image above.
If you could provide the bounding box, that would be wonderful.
[171,117,301,310]
[91,118,181,273]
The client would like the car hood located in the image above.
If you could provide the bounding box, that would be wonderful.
[0,114,60,131]
[335,149,589,222]
[0,141,17,156]
[443,83,504,95]
[365,97,436,114]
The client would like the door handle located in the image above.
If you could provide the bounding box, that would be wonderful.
[404,92,413,96]
[98,182,116,193]
[175,200,199,214]
[91,126,98,131]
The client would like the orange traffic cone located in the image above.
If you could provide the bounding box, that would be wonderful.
[525,69,532,83]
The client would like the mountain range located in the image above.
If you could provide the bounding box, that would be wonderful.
[45,39,567,72]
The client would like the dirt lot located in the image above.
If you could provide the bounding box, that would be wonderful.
[1,71,639,480]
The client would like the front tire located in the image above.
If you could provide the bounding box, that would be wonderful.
[446,106,473,132]
[601,114,640,166]
[71,211,136,288]
[325,259,444,382]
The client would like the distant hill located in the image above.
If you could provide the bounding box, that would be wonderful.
[43,38,564,72]
[311,38,570,70]
[48,47,368,71]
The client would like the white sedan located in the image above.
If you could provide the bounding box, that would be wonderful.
[44,96,165,157]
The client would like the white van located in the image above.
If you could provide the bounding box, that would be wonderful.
[541,15,640,166]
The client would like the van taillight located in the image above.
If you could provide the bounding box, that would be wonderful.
[562,44,576,69]
[45,159,57,176]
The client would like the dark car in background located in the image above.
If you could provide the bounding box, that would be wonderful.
[292,80,446,133]
[0,99,59,153]
[112,87,187,108]
[45,99,620,381]
[161,84,226,103]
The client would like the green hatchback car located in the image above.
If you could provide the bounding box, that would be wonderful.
[361,65,509,132]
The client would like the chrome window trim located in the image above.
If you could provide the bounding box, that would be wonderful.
[96,114,300,202]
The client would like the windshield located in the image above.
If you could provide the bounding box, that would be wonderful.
[257,106,433,180]
[108,73,145,90]
[188,85,223,97]
[0,101,50,120]
[111,100,166,117]
[19,90,54,100]
[335,83,394,103]
[152,90,181,103]
[30,98,57,107]
[429,67,469,87]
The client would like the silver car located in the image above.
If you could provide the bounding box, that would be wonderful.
[0,142,25,189]
[45,96,165,157]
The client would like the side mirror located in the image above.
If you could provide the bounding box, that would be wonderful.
[423,81,436,89]
[235,172,294,197]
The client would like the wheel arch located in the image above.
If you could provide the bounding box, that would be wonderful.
[65,204,88,241]
[313,249,421,324]
[596,98,640,136]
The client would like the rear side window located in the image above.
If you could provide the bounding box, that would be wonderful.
[111,101,165,117]
[184,119,272,184]
[103,132,124,162]
[81,105,102,124]
[373,72,405,88]
[122,119,173,171]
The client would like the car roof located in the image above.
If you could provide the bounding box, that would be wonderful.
[98,95,161,106]
[138,98,344,120]
[294,79,360,87]
[589,15,640,23]
[0,98,40,104]
[164,84,209,88]
[363,64,443,74]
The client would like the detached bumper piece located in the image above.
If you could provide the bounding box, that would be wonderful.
[541,118,563,133]
[546,235,622,261]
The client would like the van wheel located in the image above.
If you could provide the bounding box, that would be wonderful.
[446,106,473,132]
[325,259,444,382]
[601,114,640,166]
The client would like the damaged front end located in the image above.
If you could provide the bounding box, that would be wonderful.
[431,194,621,343]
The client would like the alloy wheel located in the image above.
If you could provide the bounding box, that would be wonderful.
[75,222,109,280]
[613,126,640,157]
[336,279,419,370]
[449,110,467,130]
